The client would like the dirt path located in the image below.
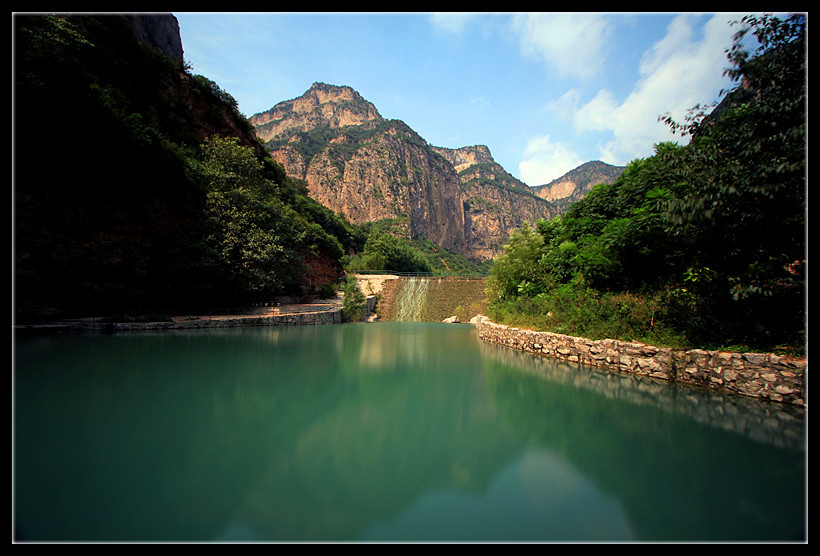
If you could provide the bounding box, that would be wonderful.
[354,274,401,297]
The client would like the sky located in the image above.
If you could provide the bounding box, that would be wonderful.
[174,12,751,186]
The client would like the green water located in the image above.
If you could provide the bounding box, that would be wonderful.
[14,323,806,542]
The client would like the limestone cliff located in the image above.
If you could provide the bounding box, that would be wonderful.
[433,145,557,260]
[250,82,382,141]
[254,83,557,260]
[258,84,466,253]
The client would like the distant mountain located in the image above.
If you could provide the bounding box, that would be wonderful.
[252,82,558,260]
[530,160,625,210]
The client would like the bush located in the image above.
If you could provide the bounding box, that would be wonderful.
[341,276,367,321]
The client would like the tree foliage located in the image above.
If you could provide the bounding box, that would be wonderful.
[488,13,806,353]
[14,14,361,317]
[345,230,432,274]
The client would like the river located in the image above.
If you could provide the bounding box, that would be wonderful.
[13,322,806,542]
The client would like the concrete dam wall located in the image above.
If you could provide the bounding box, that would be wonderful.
[375,276,488,323]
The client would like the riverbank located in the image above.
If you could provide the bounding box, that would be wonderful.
[14,302,344,333]
[475,317,806,407]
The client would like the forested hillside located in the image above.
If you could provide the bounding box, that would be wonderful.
[486,14,806,354]
[14,14,363,320]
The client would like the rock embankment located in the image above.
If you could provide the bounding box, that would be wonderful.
[17,306,343,333]
[475,318,806,407]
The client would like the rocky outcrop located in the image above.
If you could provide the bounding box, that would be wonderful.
[476,319,806,407]
[157,70,266,158]
[255,84,469,253]
[253,83,557,259]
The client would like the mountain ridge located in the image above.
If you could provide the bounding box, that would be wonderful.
[252,82,560,260]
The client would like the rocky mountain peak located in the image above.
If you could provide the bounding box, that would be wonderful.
[250,82,382,142]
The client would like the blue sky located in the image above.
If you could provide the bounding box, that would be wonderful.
[175,12,750,186]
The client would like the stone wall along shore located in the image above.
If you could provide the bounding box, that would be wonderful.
[475,318,806,407]
[21,307,344,333]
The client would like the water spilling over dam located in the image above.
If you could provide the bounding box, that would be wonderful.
[376,276,488,322]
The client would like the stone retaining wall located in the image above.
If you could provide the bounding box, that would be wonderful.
[52,307,344,332]
[475,319,806,407]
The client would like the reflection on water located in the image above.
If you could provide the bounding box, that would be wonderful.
[14,323,806,542]
[363,448,635,541]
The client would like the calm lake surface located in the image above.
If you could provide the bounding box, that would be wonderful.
[14,322,806,542]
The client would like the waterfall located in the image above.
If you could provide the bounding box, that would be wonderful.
[382,276,488,322]
[393,277,430,321]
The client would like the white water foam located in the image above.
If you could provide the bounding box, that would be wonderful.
[394,277,430,321]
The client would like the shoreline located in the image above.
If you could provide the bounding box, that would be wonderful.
[474,317,806,407]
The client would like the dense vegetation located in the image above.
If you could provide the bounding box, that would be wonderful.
[486,14,806,354]
[14,14,363,319]
[341,217,490,276]
[345,230,433,274]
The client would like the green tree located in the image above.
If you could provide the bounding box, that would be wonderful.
[659,13,806,346]
[341,276,367,321]
[486,222,547,301]
[346,231,431,274]
[190,136,303,298]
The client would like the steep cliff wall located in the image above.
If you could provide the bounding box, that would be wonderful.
[125,13,184,61]
[434,145,557,259]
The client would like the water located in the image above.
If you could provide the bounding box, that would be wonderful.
[393,277,430,321]
[384,277,487,322]
[14,323,806,542]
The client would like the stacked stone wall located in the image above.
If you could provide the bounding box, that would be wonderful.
[42,308,344,332]
[475,319,806,407]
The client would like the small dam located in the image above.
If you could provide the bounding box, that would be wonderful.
[360,275,488,322]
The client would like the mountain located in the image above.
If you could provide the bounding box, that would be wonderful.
[530,160,625,211]
[431,144,559,260]
[252,83,558,260]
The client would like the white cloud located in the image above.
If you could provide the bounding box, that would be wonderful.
[569,13,739,163]
[510,13,614,80]
[545,88,582,120]
[518,135,585,186]
[429,12,480,35]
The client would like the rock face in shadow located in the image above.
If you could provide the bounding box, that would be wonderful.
[126,13,184,61]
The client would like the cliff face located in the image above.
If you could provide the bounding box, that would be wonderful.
[127,14,264,157]
[255,83,557,259]
[259,84,467,253]
[125,13,184,61]
[433,145,557,259]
